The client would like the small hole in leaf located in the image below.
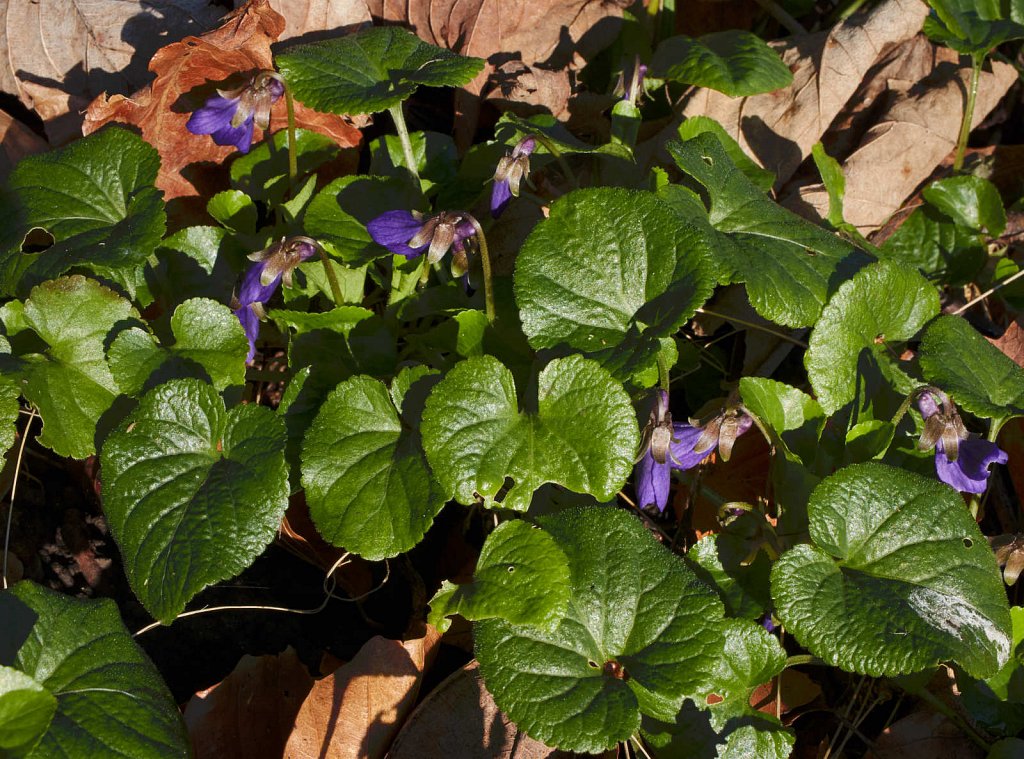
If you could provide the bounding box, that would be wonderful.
[492,476,515,503]
[707,693,723,705]
[21,227,53,253]
[587,660,599,669]
[506,565,515,573]
[873,334,886,344]
[963,537,973,548]
[701,155,713,166]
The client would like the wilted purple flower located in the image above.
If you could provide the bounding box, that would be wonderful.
[634,391,753,513]
[624,63,647,104]
[917,389,1007,495]
[491,136,536,217]
[234,236,318,363]
[367,210,475,264]
[187,71,285,153]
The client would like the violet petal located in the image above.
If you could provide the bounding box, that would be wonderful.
[668,423,710,470]
[935,437,1008,495]
[636,448,671,513]
[367,210,429,258]
[490,178,512,218]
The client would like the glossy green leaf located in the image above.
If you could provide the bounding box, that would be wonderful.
[421,355,639,512]
[806,261,939,414]
[919,314,1024,421]
[19,276,137,458]
[277,26,484,115]
[958,606,1024,736]
[687,534,771,619]
[678,116,775,192]
[0,376,19,457]
[668,133,860,327]
[879,204,987,286]
[206,190,257,235]
[515,187,715,379]
[1,582,188,757]
[922,176,1006,237]
[475,506,725,753]
[650,31,792,96]
[923,1,1024,55]
[428,520,570,632]
[5,126,165,297]
[0,666,55,755]
[304,175,423,265]
[771,462,1012,678]
[739,377,823,464]
[301,373,444,560]
[100,379,289,622]
[812,143,846,228]
[107,298,248,395]
[230,128,338,203]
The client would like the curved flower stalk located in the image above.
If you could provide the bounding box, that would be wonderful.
[234,237,319,363]
[187,71,285,153]
[491,136,536,218]
[916,389,1007,495]
[634,390,753,513]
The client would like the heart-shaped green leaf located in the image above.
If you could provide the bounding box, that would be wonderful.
[771,462,1012,678]
[428,519,571,632]
[923,2,1024,55]
[922,176,1006,237]
[678,116,775,192]
[879,204,987,286]
[301,372,445,560]
[514,187,715,379]
[107,298,248,395]
[0,666,56,756]
[20,276,137,458]
[5,126,165,297]
[667,133,860,327]
[474,506,725,753]
[0,582,188,757]
[806,261,939,415]
[651,30,793,96]
[919,314,1024,422]
[277,26,484,116]
[100,379,289,622]
[421,355,639,512]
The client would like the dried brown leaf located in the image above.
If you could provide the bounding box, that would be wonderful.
[989,318,1024,369]
[0,0,222,143]
[0,110,47,178]
[235,0,371,41]
[184,647,315,759]
[83,0,362,203]
[389,661,567,759]
[676,0,930,185]
[786,58,1016,233]
[284,629,441,759]
[864,710,984,759]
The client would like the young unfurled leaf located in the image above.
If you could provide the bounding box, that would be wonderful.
[100,379,289,623]
[668,133,861,328]
[3,126,165,298]
[420,355,638,512]
[428,520,570,632]
[921,175,1006,237]
[651,30,793,97]
[919,314,1024,422]
[277,26,484,116]
[474,507,725,753]
[879,204,987,286]
[301,372,445,560]
[0,583,188,757]
[806,261,938,415]
[771,462,1012,678]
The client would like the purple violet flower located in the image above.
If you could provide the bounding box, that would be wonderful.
[234,237,318,363]
[917,390,1007,495]
[634,391,753,513]
[491,136,536,218]
[367,210,475,264]
[187,71,285,154]
[624,63,647,104]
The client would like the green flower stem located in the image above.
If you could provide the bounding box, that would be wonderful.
[529,132,580,189]
[388,103,421,182]
[785,654,825,667]
[953,54,983,173]
[282,83,299,192]
[318,247,345,305]
[656,352,670,392]
[465,215,496,323]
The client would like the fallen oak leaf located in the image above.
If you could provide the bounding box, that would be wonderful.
[84,0,362,204]
[0,0,223,144]
[239,0,371,42]
[0,109,48,178]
